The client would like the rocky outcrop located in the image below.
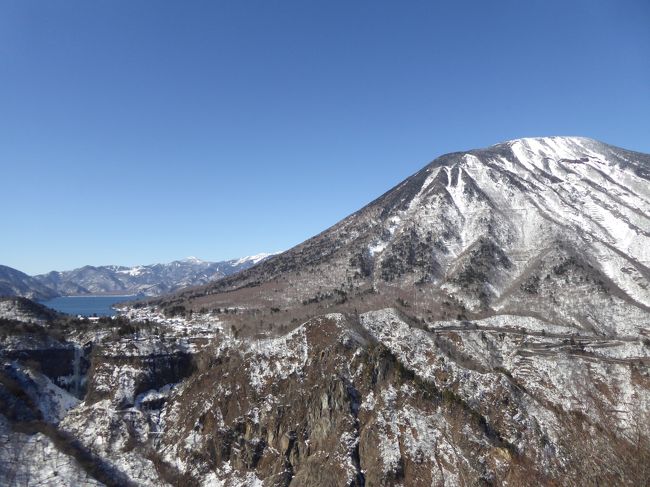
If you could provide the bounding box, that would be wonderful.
[84,338,197,408]
[1,300,648,486]
[140,312,649,486]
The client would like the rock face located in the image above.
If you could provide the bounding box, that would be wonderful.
[1,137,649,486]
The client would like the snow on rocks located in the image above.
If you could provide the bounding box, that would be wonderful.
[246,322,309,392]
[0,415,103,487]
[360,307,650,459]
[5,363,80,424]
[60,399,169,486]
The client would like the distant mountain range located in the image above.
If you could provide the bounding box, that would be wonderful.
[0,254,275,300]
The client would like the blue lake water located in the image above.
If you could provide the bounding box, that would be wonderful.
[41,295,141,317]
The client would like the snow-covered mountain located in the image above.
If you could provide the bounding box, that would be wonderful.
[31,254,276,297]
[1,137,649,486]
[161,136,650,336]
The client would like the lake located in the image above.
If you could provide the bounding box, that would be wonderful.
[41,295,141,317]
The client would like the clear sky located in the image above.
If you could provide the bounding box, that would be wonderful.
[1,0,648,274]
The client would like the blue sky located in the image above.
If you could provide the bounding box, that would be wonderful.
[1,0,649,274]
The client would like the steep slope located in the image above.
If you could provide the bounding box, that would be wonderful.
[157,136,650,337]
[0,265,58,301]
[33,254,276,297]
